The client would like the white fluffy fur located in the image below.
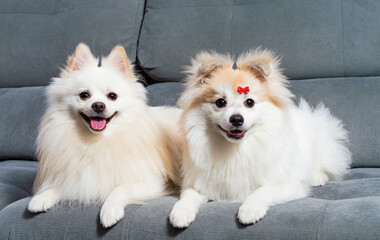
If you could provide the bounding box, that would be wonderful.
[28,44,183,228]
[170,49,351,228]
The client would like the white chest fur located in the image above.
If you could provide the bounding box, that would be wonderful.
[181,110,306,202]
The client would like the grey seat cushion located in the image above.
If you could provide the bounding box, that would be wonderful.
[0,160,379,239]
[0,160,37,210]
[0,166,380,240]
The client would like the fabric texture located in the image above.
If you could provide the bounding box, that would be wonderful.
[0,87,46,161]
[0,0,146,88]
[0,161,37,210]
[147,82,184,107]
[138,0,380,84]
[0,165,380,239]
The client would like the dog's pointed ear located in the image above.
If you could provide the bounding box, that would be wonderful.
[106,45,132,76]
[66,43,94,72]
[238,49,293,108]
[186,51,232,85]
[237,49,279,82]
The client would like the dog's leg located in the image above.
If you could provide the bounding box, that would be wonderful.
[28,187,60,213]
[100,185,129,228]
[169,188,208,228]
[238,182,307,225]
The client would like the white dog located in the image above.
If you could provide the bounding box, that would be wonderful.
[169,49,351,228]
[28,43,183,228]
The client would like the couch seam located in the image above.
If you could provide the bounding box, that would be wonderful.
[341,0,345,77]
[125,205,140,240]
[135,0,153,85]
[135,0,147,65]
[130,0,145,64]
[315,201,329,240]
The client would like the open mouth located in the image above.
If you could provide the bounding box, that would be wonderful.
[218,125,246,140]
[79,112,117,132]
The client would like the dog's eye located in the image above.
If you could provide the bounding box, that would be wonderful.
[244,99,255,108]
[215,98,227,108]
[108,92,118,101]
[79,92,90,100]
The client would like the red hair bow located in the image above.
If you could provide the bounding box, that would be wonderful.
[237,86,250,94]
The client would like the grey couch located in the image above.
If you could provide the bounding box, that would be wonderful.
[1,0,380,239]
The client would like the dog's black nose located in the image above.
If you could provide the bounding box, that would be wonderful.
[92,102,106,113]
[230,114,244,127]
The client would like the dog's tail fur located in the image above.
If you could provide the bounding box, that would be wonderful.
[298,99,351,183]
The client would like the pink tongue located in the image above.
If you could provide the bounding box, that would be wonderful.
[230,130,243,136]
[90,117,106,131]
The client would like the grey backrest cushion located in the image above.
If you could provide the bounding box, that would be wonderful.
[138,0,380,83]
[0,87,45,161]
[0,0,145,88]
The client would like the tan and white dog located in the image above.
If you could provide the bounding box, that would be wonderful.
[169,49,351,228]
[28,43,183,228]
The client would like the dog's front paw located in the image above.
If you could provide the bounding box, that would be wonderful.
[169,202,197,229]
[100,203,125,228]
[28,194,56,213]
[310,172,328,187]
[238,200,268,225]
